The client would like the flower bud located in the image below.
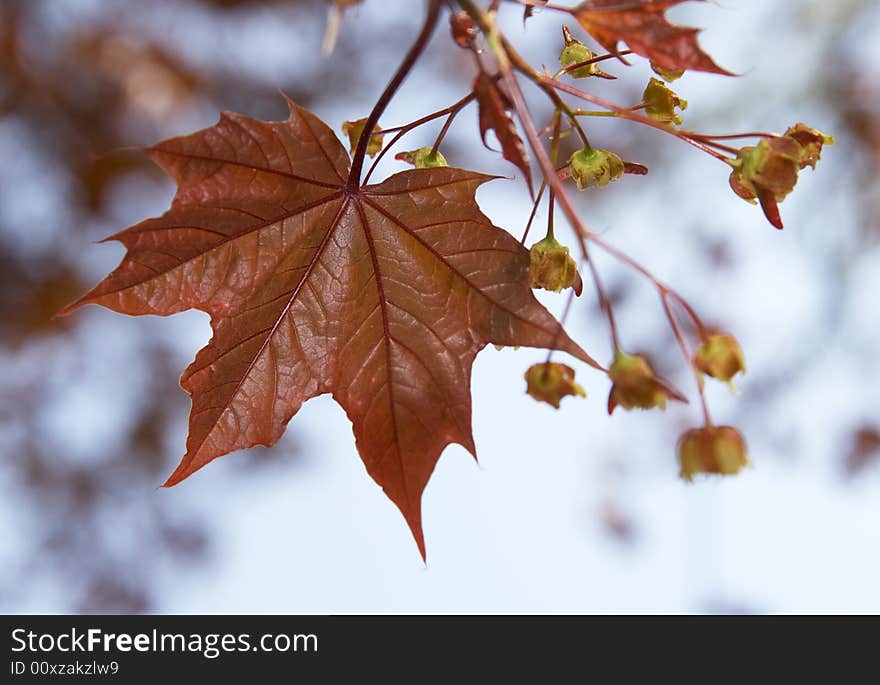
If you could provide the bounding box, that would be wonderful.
[528,236,582,294]
[728,136,803,228]
[569,147,624,190]
[559,26,599,79]
[450,11,477,49]
[394,146,448,169]
[651,62,684,83]
[729,137,801,203]
[524,362,586,409]
[695,333,745,386]
[729,124,833,229]
[677,425,749,481]
[607,350,687,414]
[784,123,835,170]
[642,77,688,126]
[342,118,383,158]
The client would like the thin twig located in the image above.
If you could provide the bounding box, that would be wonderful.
[348,0,444,188]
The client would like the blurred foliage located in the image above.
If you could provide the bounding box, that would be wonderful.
[0,0,342,612]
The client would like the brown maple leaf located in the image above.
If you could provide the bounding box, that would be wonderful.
[61,98,596,558]
[473,72,534,195]
[572,0,732,76]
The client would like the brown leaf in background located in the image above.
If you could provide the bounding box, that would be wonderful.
[573,0,732,75]
[473,72,534,194]
[845,426,880,477]
[62,98,596,558]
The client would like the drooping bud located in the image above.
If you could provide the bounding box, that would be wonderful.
[342,117,383,158]
[524,362,586,409]
[695,333,745,387]
[559,26,600,79]
[607,350,686,414]
[728,136,802,229]
[729,124,833,229]
[651,62,685,83]
[568,147,625,190]
[677,425,749,481]
[394,146,448,169]
[528,235,582,294]
[784,123,835,170]
[449,11,477,49]
[642,77,688,126]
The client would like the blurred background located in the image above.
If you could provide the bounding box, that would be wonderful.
[1,0,879,613]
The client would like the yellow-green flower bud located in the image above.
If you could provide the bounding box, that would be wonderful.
[394,146,448,168]
[678,426,749,481]
[695,333,745,387]
[524,362,586,409]
[342,117,383,157]
[528,236,580,293]
[642,77,688,126]
[569,147,625,190]
[607,350,686,414]
[559,27,599,79]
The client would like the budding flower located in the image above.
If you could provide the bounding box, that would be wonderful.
[677,425,749,481]
[695,333,745,388]
[528,236,582,294]
[607,350,687,414]
[568,147,625,190]
[651,62,685,83]
[559,26,603,79]
[449,11,477,49]
[342,118,383,158]
[728,137,802,229]
[784,123,835,170]
[642,77,688,126]
[394,146,448,169]
[729,123,833,229]
[524,362,586,409]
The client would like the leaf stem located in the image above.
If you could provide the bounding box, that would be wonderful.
[363,90,475,184]
[347,0,444,189]
[543,76,735,164]
[661,294,712,426]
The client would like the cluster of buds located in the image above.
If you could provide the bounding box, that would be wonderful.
[642,78,688,126]
[394,146,448,168]
[677,425,749,481]
[342,118,384,158]
[568,147,625,190]
[606,350,686,414]
[524,362,586,409]
[528,235,582,294]
[729,123,834,228]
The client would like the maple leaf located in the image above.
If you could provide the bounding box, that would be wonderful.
[61,98,596,558]
[572,0,732,76]
[473,72,534,194]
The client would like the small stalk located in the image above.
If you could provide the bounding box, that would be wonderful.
[347,0,444,189]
